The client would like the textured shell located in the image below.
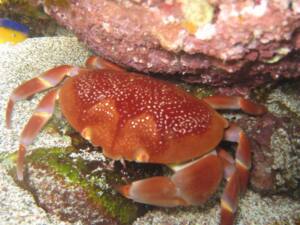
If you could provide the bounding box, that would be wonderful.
[59,69,227,164]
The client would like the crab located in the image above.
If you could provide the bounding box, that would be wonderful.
[6,56,266,225]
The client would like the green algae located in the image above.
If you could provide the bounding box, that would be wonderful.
[0,0,69,8]
[27,147,85,183]
[178,82,214,99]
[0,0,45,21]
[192,85,215,99]
[0,147,143,224]
[44,0,69,8]
[29,147,140,224]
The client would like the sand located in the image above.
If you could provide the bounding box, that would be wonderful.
[0,37,89,225]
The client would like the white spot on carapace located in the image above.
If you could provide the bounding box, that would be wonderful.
[73,70,212,140]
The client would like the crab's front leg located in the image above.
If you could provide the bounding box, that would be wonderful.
[5,64,77,180]
[6,55,120,129]
[6,65,78,128]
[16,89,58,180]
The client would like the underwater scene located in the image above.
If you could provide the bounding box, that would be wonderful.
[0,1,300,225]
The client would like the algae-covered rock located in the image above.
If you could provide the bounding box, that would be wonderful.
[0,146,162,225]
[43,0,70,8]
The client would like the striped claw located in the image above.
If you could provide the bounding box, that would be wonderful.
[117,153,223,207]
[117,177,187,207]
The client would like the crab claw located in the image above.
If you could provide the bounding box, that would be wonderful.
[116,177,187,207]
[117,153,223,207]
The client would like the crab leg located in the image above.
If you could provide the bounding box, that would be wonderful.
[203,95,265,193]
[117,151,223,207]
[6,65,79,128]
[218,149,240,225]
[203,96,267,115]
[223,123,251,194]
[16,89,58,180]
[85,56,125,71]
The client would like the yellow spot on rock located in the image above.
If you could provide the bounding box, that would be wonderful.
[178,0,214,34]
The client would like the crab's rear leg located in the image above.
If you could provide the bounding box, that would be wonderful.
[16,89,58,180]
[218,149,241,225]
[203,95,266,192]
[203,95,267,116]
[201,96,265,224]
[223,123,251,194]
[6,65,81,180]
[6,65,79,128]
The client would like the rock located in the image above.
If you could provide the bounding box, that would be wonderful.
[40,0,300,89]
[0,147,162,225]
[237,81,300,196]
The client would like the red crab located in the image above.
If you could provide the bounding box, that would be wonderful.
[6,56,266,225]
